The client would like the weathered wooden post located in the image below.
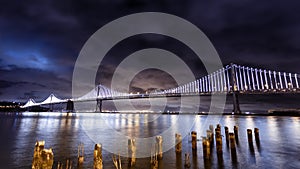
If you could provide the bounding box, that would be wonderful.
[215,128,221,140]
[217,124,221,131]
[176,153,182,169]
[209,125,214,133]
[94,144,103,169]
[150,147,158,169]
[32,141,54,169]
[215,126,223,157]
[57,162,62,169]
[229,133,237,162]
[229,133,235,150]
[247,129,253,144]
[254,128,260,143]
[77,143,84,168]
[206,130,213,145]
[66,159,70,169]
[224,126,229,146]
[202,137,211,160]
[191,131,197,150]
[175,133,182,153]
[184,153,191,168]
[216,128,224,166]
[209,125,214,144]
[234,126,239,141]
[216,136,222,155]
[66,159,72,169]
[128,138,136,167]
[216,137,224,167]
[112,154,122,169]
[254,128,261,149]
[247,129,254,152]
[156,136,163,159]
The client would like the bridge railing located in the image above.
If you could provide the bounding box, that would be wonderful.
[152,64,300,95]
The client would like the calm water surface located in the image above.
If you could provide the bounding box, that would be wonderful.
[0,112,299,169]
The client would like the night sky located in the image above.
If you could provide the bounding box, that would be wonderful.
[0,0,300,102]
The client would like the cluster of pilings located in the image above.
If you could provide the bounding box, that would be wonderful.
[196,124,261,168]
[32,141,54,169]
[32,126,261,169]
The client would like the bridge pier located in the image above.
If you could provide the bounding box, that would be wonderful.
[96,99,102,113]
[232,92,241,114]
[66,100,74,112]
[49,104,53,112]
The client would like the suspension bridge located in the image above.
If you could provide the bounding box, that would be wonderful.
[21,63,300,114]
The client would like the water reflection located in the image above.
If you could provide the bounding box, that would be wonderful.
[0,113,299,168]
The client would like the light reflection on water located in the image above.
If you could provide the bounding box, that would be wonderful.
[0,112,299,169]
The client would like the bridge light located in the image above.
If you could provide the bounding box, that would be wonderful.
[265,84,269,89]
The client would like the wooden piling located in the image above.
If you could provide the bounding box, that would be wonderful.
[191,131,197,150]
[94,144,103,169]
[66,159,69,169]
[216,136,222,154]
[229,133,235,150]
[206,130,213,144]
[66,159,72,169]
[57,162,61,169]
[175,133,182,153]
[254,128,261,148]
[254,128,260,142]
[247,129,255,152]
[217,124,221,131]
[202,137,211,160]
[209,125,215,144]
[77,143,84,168]
[229,133,237,162]
[112,154,122,169]
[209,125,214,134]
[156,136,163,159]
[150,160,158,169]
[32,141,54,169]
[234,126,239,140]
[184,153,191,168]
[128,138,136,166]
[247,129,253,143]
[176,152,182,169]
[150,145,158,169]
[224,126,229,145]
[215,128,221,139]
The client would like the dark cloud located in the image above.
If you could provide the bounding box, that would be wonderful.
[129,69,178,93]
[0,80,46,89]
[0,66,71,101]
[0,0,299,101]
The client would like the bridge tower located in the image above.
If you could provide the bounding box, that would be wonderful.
[96,99,102,113]
[96,85,102,112]
[230,63,242,114]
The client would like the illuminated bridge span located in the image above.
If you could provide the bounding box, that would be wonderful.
[21,63,300,114]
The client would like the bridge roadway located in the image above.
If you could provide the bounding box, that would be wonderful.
[72,88,300,102]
